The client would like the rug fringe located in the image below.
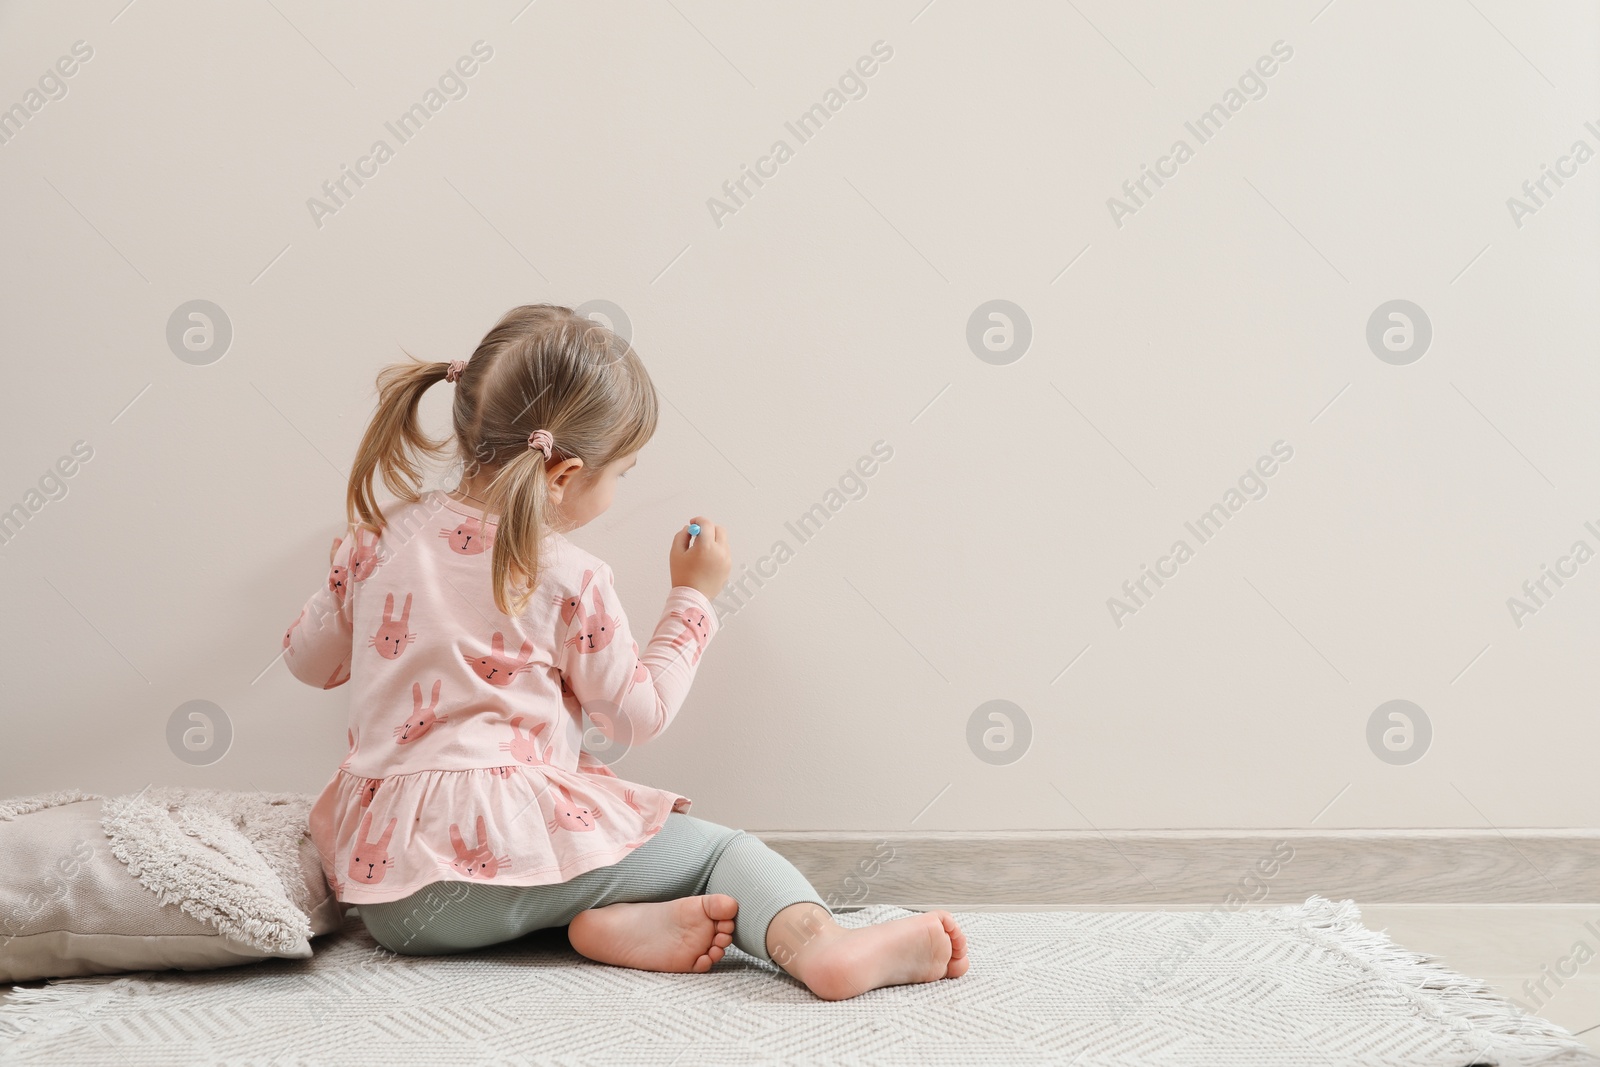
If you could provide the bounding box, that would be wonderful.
[0,975,146,1040]
[1283,895,1589,1061]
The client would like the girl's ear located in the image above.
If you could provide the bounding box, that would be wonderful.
[545,456,585,506]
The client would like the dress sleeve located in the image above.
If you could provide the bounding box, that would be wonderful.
[557,563,719,747]
[283,529,357,690]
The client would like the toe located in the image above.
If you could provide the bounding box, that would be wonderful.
[702,894,739,922]
[936,911,967,956]
[713,931,733,949]
[932,911,970,978]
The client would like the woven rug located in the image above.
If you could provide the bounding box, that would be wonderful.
[1,896,1593,1066]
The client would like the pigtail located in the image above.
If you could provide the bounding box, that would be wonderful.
[486,446,551,616]
[347,357,453,532]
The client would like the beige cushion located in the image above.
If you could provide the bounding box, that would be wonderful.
[0,789,346,982]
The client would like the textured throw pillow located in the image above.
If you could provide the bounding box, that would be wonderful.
[0,787,346,982]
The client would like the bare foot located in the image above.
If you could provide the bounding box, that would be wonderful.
[776,906,969,1001]
[567,894,738,974]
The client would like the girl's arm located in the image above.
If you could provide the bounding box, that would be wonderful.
[283,532,356,689]
[558,563,719,747]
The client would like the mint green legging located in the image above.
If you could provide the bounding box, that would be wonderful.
[355,813,828,964]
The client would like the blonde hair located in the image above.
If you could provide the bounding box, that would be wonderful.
[347,304,658,615]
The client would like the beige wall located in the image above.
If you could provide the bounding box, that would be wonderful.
[2,1,1595,833]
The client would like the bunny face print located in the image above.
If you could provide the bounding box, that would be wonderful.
[349,527,384,580]
[499,716,553,765]
[393,680,449,743]
[370,592,416,659]
[349,810,397,884]
[566,585,617,654]
[445,815,509,880]
[439,517,493,555]
[670,607,711,665]
[464,631,535,686]
[546,783,603,832]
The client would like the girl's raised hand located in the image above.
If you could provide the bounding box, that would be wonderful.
[669,515,731,600]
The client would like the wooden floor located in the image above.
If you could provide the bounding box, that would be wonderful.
[3,905,1597,1052]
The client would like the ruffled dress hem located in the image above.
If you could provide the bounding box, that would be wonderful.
[308,763,691,906]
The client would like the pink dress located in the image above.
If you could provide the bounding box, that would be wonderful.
[284,491,719,905]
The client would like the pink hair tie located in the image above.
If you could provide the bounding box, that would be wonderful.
[527,429,554,460]
[444,360,467,383]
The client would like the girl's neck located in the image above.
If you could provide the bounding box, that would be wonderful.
[447,463,505,512]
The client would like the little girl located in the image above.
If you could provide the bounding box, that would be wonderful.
[284,304,968,999]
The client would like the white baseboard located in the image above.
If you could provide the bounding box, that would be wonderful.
[751,829,1600,908]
